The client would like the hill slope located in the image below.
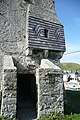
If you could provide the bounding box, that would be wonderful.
[60,62,80,72]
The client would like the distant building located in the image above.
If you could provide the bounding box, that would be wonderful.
[63,71,79,83]
[63,71,80,91]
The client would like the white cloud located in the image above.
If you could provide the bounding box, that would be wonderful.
[61,52,80,64]
[61,43,80,63]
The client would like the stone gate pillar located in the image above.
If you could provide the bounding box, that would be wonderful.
[1,56,17,119]
[36,59,64,118]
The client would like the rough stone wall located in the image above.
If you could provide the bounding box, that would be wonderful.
[36,68,64,118]
[0,0,27,55]
[0,0,65,119]
[0,0,65,56]
[0,54,3,90]
[1,56,17,119]
[29,0,61,24]
[1,68,17,118]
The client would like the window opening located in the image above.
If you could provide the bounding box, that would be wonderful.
[44,29,48,38]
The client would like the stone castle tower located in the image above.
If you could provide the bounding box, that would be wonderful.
[0,0,65,119]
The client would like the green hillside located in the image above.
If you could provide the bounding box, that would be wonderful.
[60,62,80,73]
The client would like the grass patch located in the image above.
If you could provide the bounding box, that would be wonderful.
[65,114,80,120]
[38,112,65,120]
[38,112,80,120]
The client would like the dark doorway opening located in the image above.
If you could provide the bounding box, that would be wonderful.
[17,74,37,120]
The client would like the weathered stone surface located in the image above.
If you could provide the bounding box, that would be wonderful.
[36,68,64,117]
[3,55,16,69]
[0,0,27,55]
[0,0,65,119]
[1,56,17,119]
[29,0,61,24]
[0,54,4,90]
[40,59,61,70]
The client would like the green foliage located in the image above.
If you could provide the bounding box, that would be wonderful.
[60,62,80,73]
[65,114,80,120]
[37,112,65,120]
[38,112,80,120]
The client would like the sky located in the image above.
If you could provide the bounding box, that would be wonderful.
[55,0,80,64]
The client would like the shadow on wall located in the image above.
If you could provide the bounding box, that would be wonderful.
[17,74,37,120]
[0,91,2,109]
[64,90,80,115]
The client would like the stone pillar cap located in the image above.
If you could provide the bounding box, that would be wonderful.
[40,59,61,70]
[3,55,16,69]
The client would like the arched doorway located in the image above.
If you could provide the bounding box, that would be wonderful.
[17,74,37,120]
